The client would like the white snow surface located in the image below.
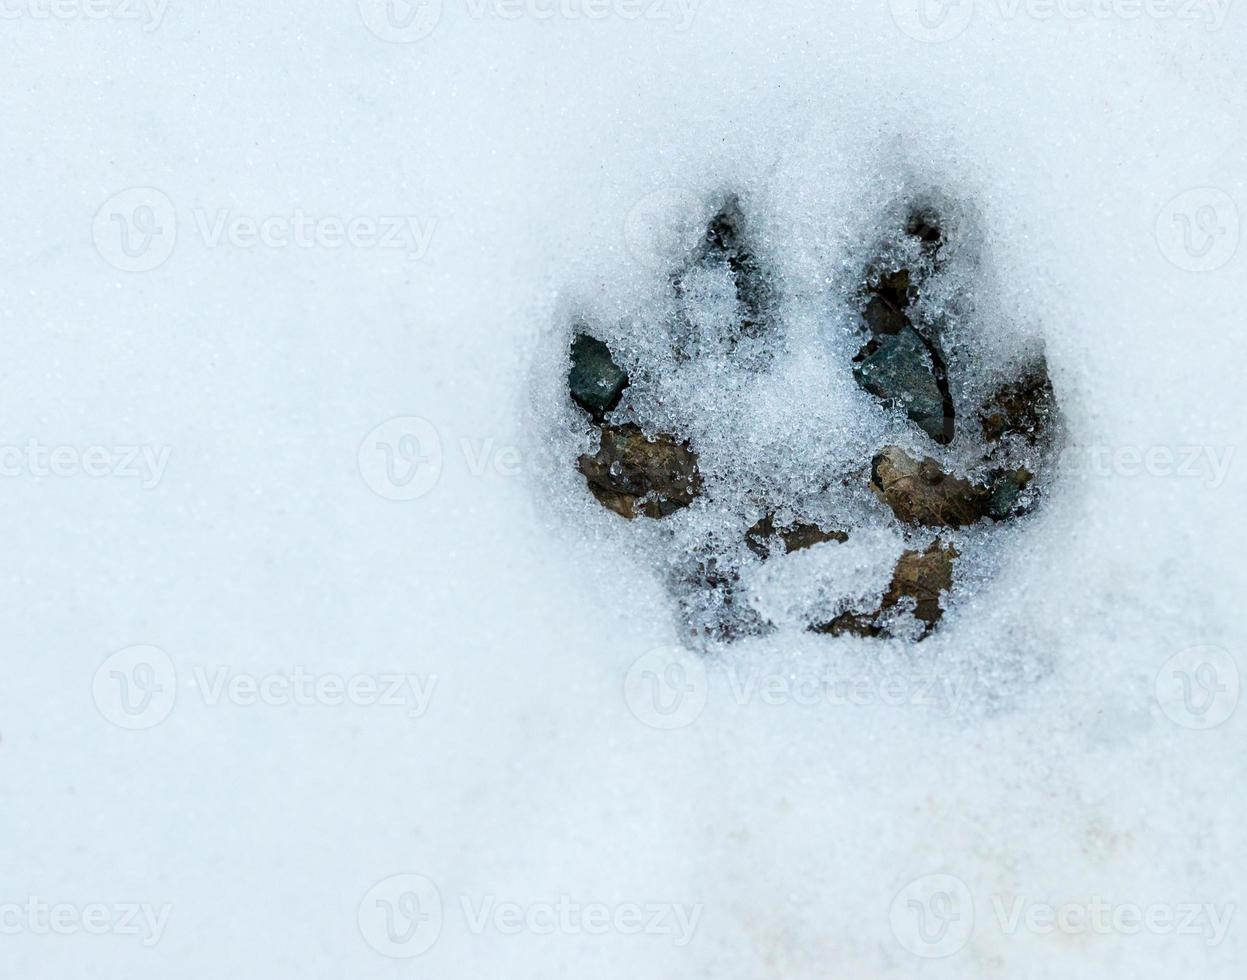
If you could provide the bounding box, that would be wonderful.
[1,2,1245,978]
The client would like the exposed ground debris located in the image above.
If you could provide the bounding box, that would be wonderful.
[980,364,1056,446]
[815,540,958,639]
[568,331,629,421]
[870,446,990,529]
[852,214,956,444]
[577,424,701,520]
[745,517,849,560]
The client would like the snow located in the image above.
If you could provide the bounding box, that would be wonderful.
[1,1,1245,977]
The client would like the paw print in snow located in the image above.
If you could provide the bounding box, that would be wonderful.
[562,191,1059,645]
